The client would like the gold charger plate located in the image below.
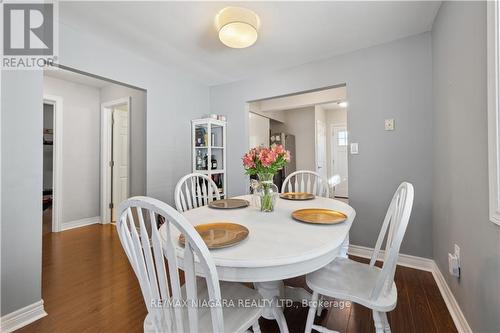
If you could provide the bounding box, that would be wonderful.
[208,199,249,209]
[280,192,315,200]
[179,222,249,249]
[292,208,347,225]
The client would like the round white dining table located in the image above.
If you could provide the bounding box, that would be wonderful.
[162,194,355,333]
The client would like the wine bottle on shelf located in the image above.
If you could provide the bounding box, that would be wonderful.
[195,128,205,146]
[196,150,203,170]
[217,176,223,194]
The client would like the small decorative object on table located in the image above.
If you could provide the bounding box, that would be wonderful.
[243,144,291,212]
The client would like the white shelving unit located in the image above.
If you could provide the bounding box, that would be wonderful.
[192,118,227,198]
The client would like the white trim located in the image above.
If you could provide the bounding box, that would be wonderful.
[43,95,63,232]
[60,216,101,231]
[101,104,113,224]
[100,97,131,224]
[430,261,473,333]
[348,244,472,333]
[0,300,47,333]
[348,244,434,271]
[487,0,500,226]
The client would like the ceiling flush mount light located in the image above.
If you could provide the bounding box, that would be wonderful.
[338,101,348,108]
[216,7,260,49]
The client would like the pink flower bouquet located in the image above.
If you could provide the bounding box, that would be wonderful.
[242,144,291,212]
[242,144,291,176]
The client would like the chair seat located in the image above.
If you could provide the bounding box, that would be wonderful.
[306,257,397,312]
[144,281,262,333]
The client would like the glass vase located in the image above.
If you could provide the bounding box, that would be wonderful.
[253,172,278,212]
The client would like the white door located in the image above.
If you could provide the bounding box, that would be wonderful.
[112,107,129,221]
[315,120,328,180]
[332,125,349,197]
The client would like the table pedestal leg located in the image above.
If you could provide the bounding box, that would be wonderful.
[254,281,329,333]
[283,285,327,316]
[254,281,289,333]
[283,285,312,302]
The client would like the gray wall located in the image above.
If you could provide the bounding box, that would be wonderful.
[44,76,101,223]
[100,84,147,197]
[210,33,434,258]
[432,2,500,331]
[284,107,316,171]
[1,71,44,314]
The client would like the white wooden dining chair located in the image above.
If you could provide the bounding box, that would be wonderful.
[116,196,263,333]
[304,182,414,333]
[282,170,329,198]
[174,173,220,212]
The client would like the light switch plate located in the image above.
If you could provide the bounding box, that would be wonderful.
[385,118,395,131]
[350,143,359,154]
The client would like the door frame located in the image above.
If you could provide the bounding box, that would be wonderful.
[330,122,348,197]
[315,119,328,179]
[100,97,131,224]
[43,95,63,232]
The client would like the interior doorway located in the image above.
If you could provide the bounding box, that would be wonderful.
[42,95,63,233]
[42,103,54,235]
[101,98,131,223]
[331,124,349,198]
[43,66,146,231]
[315,119,328,180]
[247,85,349,199]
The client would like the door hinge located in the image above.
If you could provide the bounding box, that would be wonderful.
[109,203,114,209]
[109,161,114,167]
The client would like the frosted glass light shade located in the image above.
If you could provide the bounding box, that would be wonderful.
[216,7,260,48]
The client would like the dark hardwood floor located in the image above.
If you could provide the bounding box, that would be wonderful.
[18,224,457,333]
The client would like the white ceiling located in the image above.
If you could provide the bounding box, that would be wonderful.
[60,1,441,86]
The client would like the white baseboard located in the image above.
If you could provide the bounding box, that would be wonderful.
[348,244,435,271]
[0,299,47,333]
[61,216,101,231]
[348,244,472,333]
[430,261,473,333]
